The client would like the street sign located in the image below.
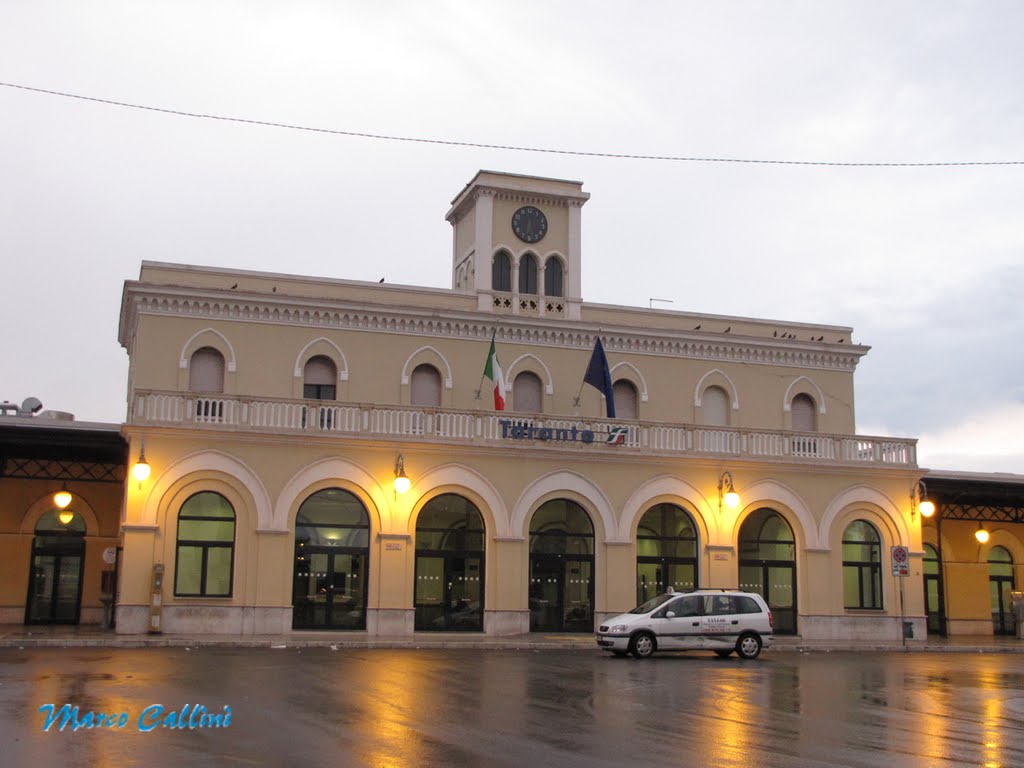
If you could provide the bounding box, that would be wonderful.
[891,545,910,577]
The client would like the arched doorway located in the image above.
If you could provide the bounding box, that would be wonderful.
[529,499,594,633]
[25,509,86,624]
[635,503,697,605]
[738,508,797,635]
[414,494,486,632]
[923,543,946,636]
[989,546,1015,636]
[292,488,370,630]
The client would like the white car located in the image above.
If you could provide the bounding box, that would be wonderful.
[596,589,774,660]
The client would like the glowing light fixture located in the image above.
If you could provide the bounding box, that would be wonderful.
[975,524,990,544]
[912,480,935,519]
[58,509,75,525]
[53,483,73,510]
[718,471,740,512]
[393,454,410,495]
[132,443,151,484]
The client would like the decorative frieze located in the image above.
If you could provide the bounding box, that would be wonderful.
[124,288,864,372]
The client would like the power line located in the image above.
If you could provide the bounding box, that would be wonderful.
[2,80,1022,168]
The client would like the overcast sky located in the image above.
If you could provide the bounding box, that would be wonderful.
[2,2,1022,473]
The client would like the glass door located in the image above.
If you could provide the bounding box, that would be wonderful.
[529,556,562,632]
[293,550,366,629]
[991,576,1014,636]
[26,552,84,624]
[563,559,593,632]
[924,574,944,635]
[740,563,797,635]
[415,555,483,631]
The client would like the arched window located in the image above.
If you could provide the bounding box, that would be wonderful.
[415,494,486,632]
[739,509,797,635]
[701,385,729,427]
[842,520,882,609]
[613,379,638,420]
[492,251,512,292]
[410,364,442,407]
[189,347,225,393]
[792,393,817,431]
[513,371,543,413]
[293,488,370,630]
[174,492,235,597]
[544,256,564,297]
[303,355,337,400]
[989,546,1015,636]
[529,499,594,633]
[519,254,538,295]
[190,347,226,421]
[636,504,697,604]
[26,509,86,624]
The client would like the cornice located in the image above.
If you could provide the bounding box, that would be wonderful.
[447,186,588,225]
[121,283,867,372]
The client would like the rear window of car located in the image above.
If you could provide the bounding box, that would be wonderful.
[733,596,763,614]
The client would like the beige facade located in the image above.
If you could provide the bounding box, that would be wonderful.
[114,171,930,639]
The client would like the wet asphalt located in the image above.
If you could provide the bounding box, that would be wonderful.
[1,646,1023,767]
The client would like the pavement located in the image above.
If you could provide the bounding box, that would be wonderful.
[2,623,1024,652]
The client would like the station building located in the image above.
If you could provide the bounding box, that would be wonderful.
[104,170,946,641]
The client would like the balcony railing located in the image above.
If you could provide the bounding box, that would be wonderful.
[129,390,917,467]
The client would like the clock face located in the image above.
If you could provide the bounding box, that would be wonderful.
[512,206,548,244]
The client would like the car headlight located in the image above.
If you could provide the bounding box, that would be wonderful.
[609,625,630,633]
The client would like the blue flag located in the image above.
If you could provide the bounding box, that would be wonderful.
[583,337,616,418]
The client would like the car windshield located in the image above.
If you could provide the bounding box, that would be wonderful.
[629,593,677,614]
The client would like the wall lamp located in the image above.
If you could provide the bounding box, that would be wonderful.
[718,471,740,512]
[132,442,151,487]
[975,523,990,544]
[912,480,935,519]
[53,483,72,510]
[393,453,411,496]
[53,483,75,524]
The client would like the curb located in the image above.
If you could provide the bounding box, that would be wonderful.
[1,635,1022,653]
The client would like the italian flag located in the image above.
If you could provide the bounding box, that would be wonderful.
[483,331,506,411]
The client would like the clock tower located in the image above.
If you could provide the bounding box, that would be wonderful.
[446,171,589,320]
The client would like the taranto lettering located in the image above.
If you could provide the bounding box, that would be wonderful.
[498,420,629,446]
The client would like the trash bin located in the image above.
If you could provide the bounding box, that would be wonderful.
[902,621,914,639]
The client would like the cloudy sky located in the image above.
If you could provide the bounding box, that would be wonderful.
[2,2,1022,473]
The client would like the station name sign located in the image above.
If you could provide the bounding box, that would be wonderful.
[499,419,629,446]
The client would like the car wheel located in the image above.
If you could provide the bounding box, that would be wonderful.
[629,631,656,659]
[736,633,762,660]
[715,649,732,658]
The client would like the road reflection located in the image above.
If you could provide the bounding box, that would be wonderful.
[3,648,1024,767]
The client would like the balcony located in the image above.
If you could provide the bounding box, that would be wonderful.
[129,390,917,468]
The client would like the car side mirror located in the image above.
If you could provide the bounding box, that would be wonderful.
[664,611,676,619]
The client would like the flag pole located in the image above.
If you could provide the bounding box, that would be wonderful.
[475,325,500,399]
